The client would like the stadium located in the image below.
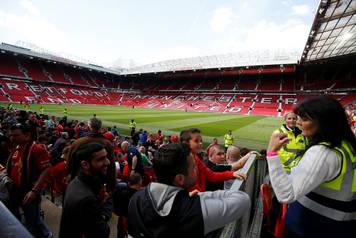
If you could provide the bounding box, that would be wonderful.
[0,0,355,238]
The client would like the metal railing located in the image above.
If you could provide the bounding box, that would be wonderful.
[219,154,268,238]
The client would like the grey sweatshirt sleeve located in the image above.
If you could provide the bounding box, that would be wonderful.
[199,189,250,235]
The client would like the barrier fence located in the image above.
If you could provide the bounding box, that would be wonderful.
[219,154,268,238]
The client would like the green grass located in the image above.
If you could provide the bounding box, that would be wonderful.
[2,103,282,150]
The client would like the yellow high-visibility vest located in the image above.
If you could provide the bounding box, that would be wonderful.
[274,125,307,171]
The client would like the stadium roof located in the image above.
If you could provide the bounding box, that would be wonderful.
[0,42,122,76]
[301,0,356,62]
[121,50,300,75]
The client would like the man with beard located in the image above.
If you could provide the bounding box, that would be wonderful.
[128,143,250,238]
[59,142,110,238]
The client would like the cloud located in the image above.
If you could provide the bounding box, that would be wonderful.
[210,7,235,33]
[0,3,69,55]
[20,0,40,16]
[292,4,310,16]
[226,19,310,52]
[281,0,291,6]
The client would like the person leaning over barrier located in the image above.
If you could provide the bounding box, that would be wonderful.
[205,145,260,191]
[273,112,307,172]
[180,128,246,193]
[128,143,250,238]
[224,145,261,190]
[266,96,356,238]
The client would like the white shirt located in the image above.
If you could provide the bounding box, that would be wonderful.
[267,145,341,203]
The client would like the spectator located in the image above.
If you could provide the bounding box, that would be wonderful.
[44,115,55,131]
[7,123,52,238]
[59,142,110,238]
[73,121,85,139]
[51,132,69,164]
[162,136,169,146]
[131,129,141,146]
[156,129,162,142]
[114,173,142,238]
[27,113,40,141]
[180,128,245,192]
[56,120,64,135]
[274,112,307,172]
[16,110,28,124]
[170,134,179,143]
[139,130,147,146]
[138,146,152,167]
[68,117,116,192]
[153,139,161,150]
[49,146,69,206]
[226,145,259,168]
[103,131,115,145]
[205,137,218,156]
[128,143,250,237]
[267,96,356,238]
[121,141,144,177]
[111,126,119,137]
[145,133,154,148]
[224,145,260,189]
[205,145,254,191]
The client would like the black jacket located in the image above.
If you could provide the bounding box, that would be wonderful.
[59,172,110,238]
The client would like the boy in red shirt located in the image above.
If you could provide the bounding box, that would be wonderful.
[180,128,246,192]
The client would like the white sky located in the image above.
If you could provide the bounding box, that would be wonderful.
[0,0,320,67]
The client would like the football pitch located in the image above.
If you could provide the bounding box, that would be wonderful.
[4,103,283,150]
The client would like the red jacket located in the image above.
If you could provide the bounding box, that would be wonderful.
[49,161,67,195]
[7,141,50,190]
[188,154,234,192]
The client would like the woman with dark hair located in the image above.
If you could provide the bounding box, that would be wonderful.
[266,96,356,238]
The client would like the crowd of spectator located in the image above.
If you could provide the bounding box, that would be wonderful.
[1,96,354,238]
[0,105,261,238]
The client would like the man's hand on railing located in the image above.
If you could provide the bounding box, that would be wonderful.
[231,151,261,171]
[233,171,247,180]
[189,189,200,197]
[247,151,261,158]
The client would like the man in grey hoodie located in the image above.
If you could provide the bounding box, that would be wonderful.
[128,143,250,238]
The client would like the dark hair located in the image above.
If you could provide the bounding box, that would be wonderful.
[153,143,191,185]
[0,135,10,144]
[294,96,356,151]
[129,173,142,186]
[69,142,105,178]
[10,123,31,134]
[179,128,201,143]
[240,148,250,157]
[88,117,102,131]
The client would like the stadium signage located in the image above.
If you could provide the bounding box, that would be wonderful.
[2,82,108,104]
